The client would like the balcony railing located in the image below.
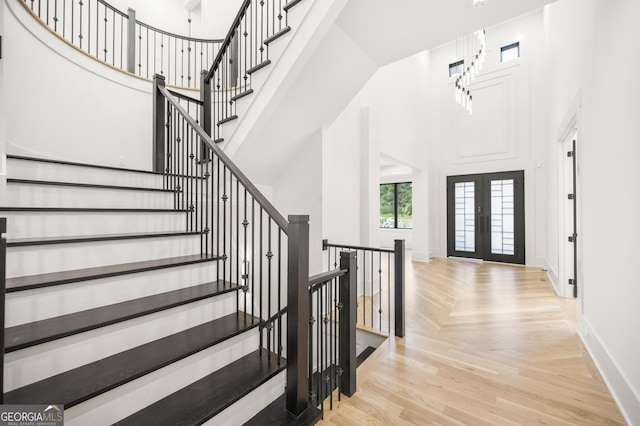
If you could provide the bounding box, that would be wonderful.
[20,0,222,88]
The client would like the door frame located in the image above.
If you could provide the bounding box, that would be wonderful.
[446,170,525,265]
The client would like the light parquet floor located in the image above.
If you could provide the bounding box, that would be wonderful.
[317,257,626,425]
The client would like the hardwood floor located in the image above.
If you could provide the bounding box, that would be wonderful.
[318,257,626,425]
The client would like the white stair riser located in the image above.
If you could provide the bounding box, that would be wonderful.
[6,235,203,277]
[8,159,166,189]
[205,371,285,426]
[6,184,175,209]
[4,293,237,391]
[2,211,187,240]
[64,329,259,426]
[6,263,219,326]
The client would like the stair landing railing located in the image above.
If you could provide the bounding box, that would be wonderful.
[323,239,406,338]
[21,0,222,88]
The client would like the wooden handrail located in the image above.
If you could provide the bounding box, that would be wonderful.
[157,83,289,231]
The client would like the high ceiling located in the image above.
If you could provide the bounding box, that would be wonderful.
[336,0,557,66]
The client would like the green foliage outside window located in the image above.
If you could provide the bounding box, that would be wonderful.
[380,182,412,229]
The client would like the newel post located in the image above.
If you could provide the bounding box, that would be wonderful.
[1,218,7,403]
[126,8,136,74]
[286,215,310,416]
[200,70,211,161]
[153,74,166,173]
[394,239,406,338]
[339,250,357,397]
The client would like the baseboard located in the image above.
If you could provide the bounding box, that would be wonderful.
[544,260,560,296]
[578,317,640,425]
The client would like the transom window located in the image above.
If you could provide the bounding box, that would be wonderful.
[500,42,520,62]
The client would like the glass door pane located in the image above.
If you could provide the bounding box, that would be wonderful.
[490,179,515,255]
[455,182,476,252]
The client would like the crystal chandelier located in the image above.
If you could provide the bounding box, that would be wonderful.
[454,29,486,115]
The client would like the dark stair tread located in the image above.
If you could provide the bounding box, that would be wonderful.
[231,89,254,102]
[7,178,177,193]
[247,60,272,75]
[7,230,204,247]
[356,345,377,367]
[6,155,204,179]
[7,154,163,176]
[217,114,238,126]
[0,207,188,213]
[245,394,322,426]
[264,26,291,45]
[3,313,260,408]
[6,254,219,292]
[283,0,304,12]
[116,349,286,426]
[5,280,237,352]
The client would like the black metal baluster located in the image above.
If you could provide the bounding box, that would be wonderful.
[362,250,366,326]
[104,7,108,62]
[378,251,382,332]
[251,199,255,318]
[71,0,73,44]
[86,0,90,55]
[236,179,240,307]
[308,289,314,404]
[119,12,123,68]
[267,218,272,359]
[152,31,156,76]
[243,188,248,319]
[277,229,282,364]
[337,273,342,401]
[328,277,333,410]
[146,27,149,78]
[316,285,321,412]
[388,253,391,335]
[46,0,49,26]
[370,251,374,330]
[78,0,83,49]
[260,0,265,62]
[187,40,192,87]
[216,158,221,281]
[319,282,324,415]
[180,39,184,86]
[222,166,228,284]
[259,207,263,324]
[51,0,58,31]
[229,172,234,290]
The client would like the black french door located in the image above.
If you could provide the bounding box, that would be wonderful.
[446,171,525,264]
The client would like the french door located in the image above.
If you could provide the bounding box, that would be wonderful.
[446,171,525,264]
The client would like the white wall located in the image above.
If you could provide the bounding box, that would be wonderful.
[0,0,6,199]
[426,11,547,267]
[543,1,640,422]
[4,0,151,169]
[108,0,201,38]
[322,50,430,258]
[272,131,323,274]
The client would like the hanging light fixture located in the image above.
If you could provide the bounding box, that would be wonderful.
[454,29,485,115]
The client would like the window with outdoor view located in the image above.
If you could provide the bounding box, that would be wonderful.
[380,182,413,229]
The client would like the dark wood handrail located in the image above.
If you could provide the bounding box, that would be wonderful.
[322,239,394,254]
[204,0,252,83]
[309,268,346,291]
[158,84,289,231]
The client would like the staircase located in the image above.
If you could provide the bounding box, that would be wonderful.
[0,155,288,425]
